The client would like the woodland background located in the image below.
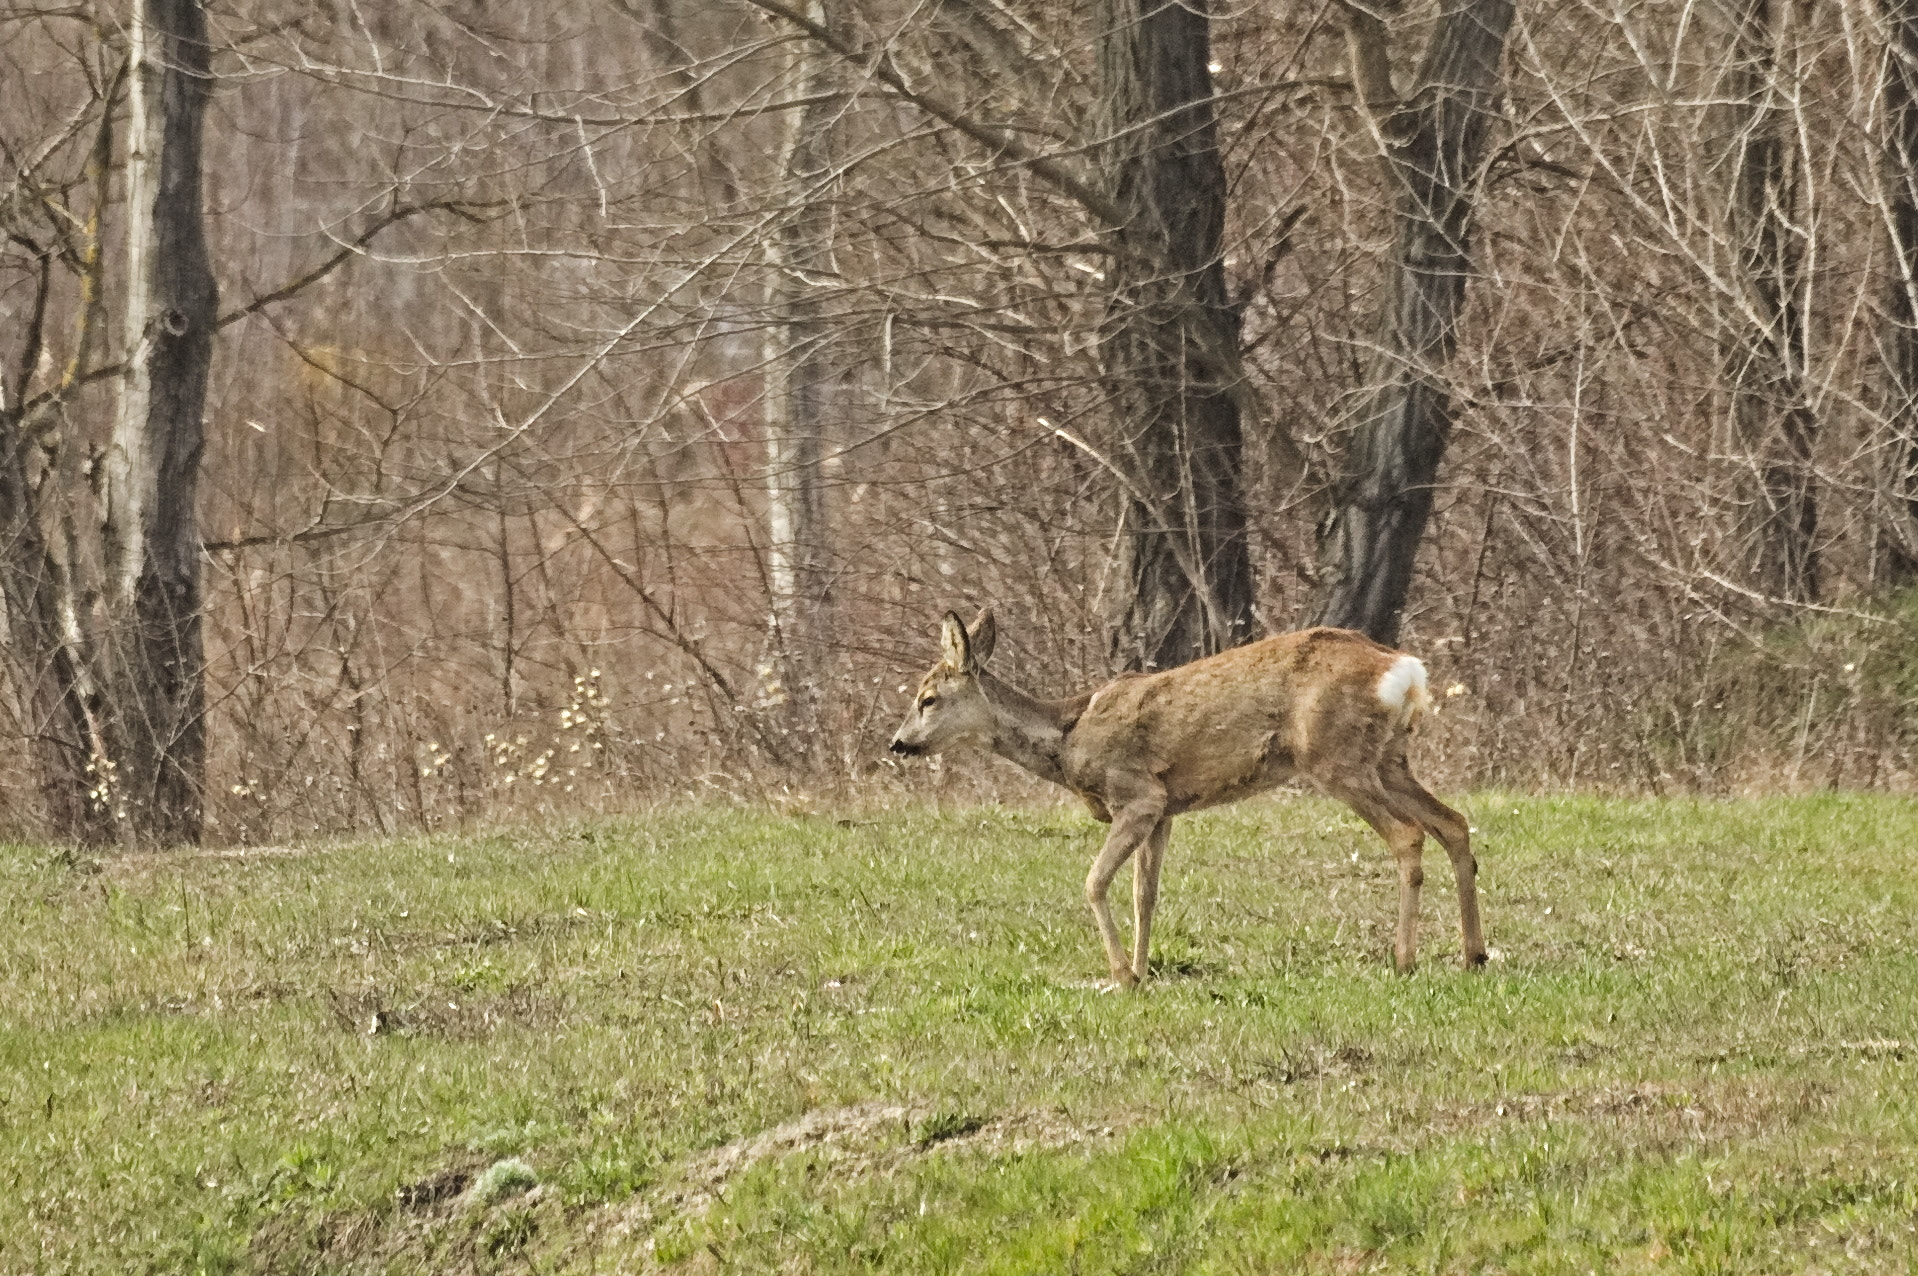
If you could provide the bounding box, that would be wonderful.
[7,0,1918,846]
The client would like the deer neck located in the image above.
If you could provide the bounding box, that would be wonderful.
[977,670,1077,786]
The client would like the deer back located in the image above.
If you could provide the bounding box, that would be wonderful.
[1061,628,1417,815]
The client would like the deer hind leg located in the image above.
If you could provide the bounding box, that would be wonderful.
[1086,803,1160,988]
[1381,753,1487,967]
[1325,779,1426,973]
[1130,817,1172,985]
[1385,819,1426,974]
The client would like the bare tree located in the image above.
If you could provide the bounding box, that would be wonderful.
[1881,0,1918,581]
[0,29,119,844]
[98,0,220,843]
[0,3,485,842]
[1096,0,1257,671]
[762,0,838,751]
[1309,0,1515,645]
[8,0,1918,842]
[0,2,215,847]
[1719,0,1819,604]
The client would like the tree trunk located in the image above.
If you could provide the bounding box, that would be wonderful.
[0,442,110,842]
[763,0,836,755]
[1880,0,1918,582]
[100,0,217,844]
[1309,0,1514,646]
[1722,0,1818,604]
[1097,0,1256,672]
[0,61,115,845]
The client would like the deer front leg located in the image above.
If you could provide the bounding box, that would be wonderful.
[1130,818,1171,985]
[1085,805,1159,988]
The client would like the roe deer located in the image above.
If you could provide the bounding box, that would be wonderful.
[889,609,1486,987]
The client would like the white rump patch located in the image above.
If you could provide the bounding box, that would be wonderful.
[1376,655,1428,712]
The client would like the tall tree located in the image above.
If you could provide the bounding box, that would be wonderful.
[1880,0,1918,581]
[762,0,838,755]
[1720,0,1818,603]
[1,7,478,843]
[1097,0,1256,671]
[0,63,117,844]
[100,0,218,843]
[0,384,106,841]
[1309,0,1514,645]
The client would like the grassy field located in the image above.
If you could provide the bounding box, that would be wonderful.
[2,795,1917,1273]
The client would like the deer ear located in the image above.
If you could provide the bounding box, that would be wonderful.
[967,608,996,666]
[939,611,974,672]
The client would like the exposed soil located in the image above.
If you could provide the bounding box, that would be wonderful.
[606,1101,1130,1249]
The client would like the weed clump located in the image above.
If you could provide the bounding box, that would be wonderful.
[469,1158,538,1205]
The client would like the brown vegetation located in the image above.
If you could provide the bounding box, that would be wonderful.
[5,0,1918,843]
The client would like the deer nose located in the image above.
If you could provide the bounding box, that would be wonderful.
[889,737,916,756]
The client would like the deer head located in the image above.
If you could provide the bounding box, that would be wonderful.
[888,609,997,756]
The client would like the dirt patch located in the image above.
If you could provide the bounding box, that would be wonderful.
[1819,1038,1908,1060]
[651,1101,913,1220]
[395,1165,477,1212]
[1421,1077,1837,1142]
[249,1154,513,1274]
[608,1102,1128,1244]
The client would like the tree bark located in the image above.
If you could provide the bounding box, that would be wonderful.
[763,0,836,754]
[1097,0,1256,672]
[1881,0,1918,582]
[1308,0,1514,646]
[100,0,217,844]
[0,438,110,842]
[0,72,115,844]
[1722,0,1818,604]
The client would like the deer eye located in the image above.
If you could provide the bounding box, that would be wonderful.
[918,695,938,711]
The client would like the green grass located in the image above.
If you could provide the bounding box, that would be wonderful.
[3,795,1918,1273]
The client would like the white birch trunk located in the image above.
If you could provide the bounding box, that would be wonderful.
[763,0,836,756]
[105,0,158,609]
